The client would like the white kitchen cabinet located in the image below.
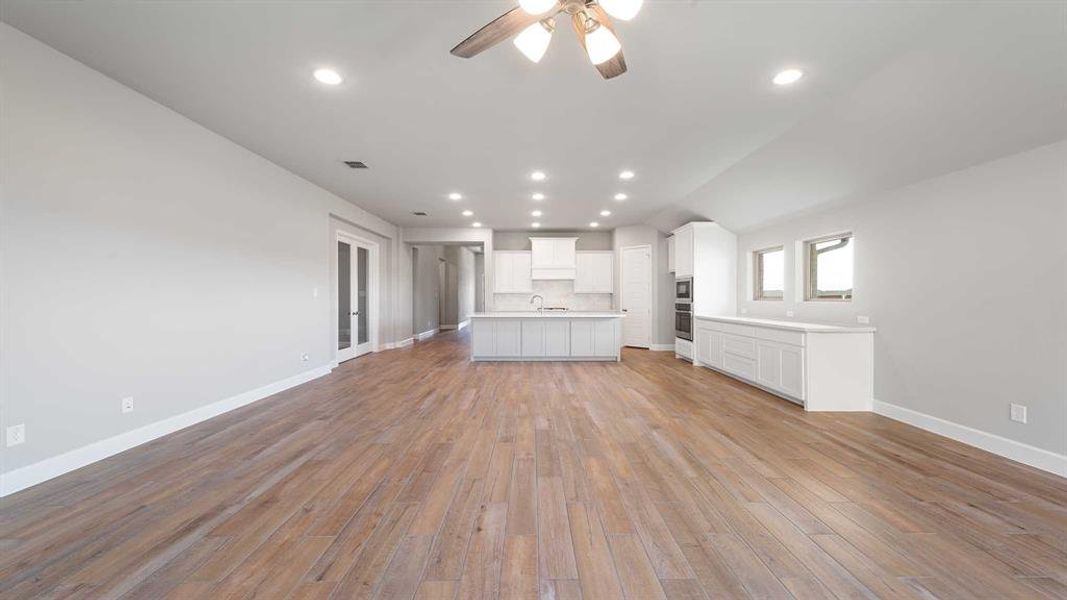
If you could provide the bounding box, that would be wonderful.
[494,251,533,293]
[690,315,873,411]
[520,320,570,357]
[521,320,545,356]
[669,222,736,317]
[672,226,694,278]
[472,319,495,356]
[593,319,617,356]
[574,251,614,294]
[570,320,594,356]
[530,237,578,279]
[569,319,618,357]
[495,320,522,357]
[544,321,570,356]
[471,314,621,361]
[694,325,723,369]
[667,235,676,273]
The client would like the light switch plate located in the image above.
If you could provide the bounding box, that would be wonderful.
[121,397,134,414]
[1010,403,1027,424]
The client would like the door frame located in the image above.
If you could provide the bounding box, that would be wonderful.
[336,229,380,362]
[620,244,652,349]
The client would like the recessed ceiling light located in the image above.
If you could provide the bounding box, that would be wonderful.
[531,210,543,217]
[589,221,600,228]
[618,170,635,180]
[448,192,462,201]
[600,210,612,217]
[532,192,545,201]
[531,222,541,228]
[472,222,482,228]
[530,171,546,181]
[462,210,473,216]
[614,193,628,201]
[773,68,804,86]
[313,68,343,85]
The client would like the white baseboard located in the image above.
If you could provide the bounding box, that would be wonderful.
[649,344,674,351]
[439,324,458,331]
[457,319,470,331]
[392,337,414,348]
[416,328,438,341]
[0,364,334,497]
[873,400,1067,478]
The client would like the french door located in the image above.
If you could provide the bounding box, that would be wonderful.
[337,232,377,362]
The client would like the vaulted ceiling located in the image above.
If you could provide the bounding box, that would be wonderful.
[3,1,1063,232]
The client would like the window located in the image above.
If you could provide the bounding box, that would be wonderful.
[806,233,853,301]
[753,246,784,300]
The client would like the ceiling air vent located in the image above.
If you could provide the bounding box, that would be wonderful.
[343,161,368,169]
[412,211,428,216]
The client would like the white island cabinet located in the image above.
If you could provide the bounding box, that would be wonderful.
[470,312,624,361]
[694,315,875,411]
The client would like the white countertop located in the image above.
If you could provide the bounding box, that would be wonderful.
[471,311,625,319]
[695,314,876,333]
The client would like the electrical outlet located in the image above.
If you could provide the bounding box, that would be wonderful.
[312,287,319,298]
[301,353,310,362]
[857,315,871,324]
[121,397,135,414]
[6,423,25,447]
[785,310,795,318]
[1010,403,1027,424]
[740,307,749,315]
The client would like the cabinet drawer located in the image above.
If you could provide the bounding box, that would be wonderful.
[675,338,693,359]
[722,334,757,359]
[721,323,757,338]
[723,353,757,381]
[755,328,805,347]
[694,319,725,333]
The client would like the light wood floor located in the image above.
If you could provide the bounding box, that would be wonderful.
[2,331,1066,599]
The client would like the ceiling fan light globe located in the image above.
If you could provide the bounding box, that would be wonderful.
[585,25,621,65]
[514,21,553,63]
[518,0,556,15]
[600,0,643,21]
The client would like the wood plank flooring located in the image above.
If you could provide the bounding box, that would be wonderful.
[2,330,1065,599]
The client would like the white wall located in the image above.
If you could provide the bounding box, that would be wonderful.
[736,141,1067,457]
[0,26,403,486]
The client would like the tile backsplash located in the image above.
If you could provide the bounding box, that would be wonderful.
[494,280,613,311]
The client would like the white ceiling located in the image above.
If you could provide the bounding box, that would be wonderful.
[3,1,1064,232]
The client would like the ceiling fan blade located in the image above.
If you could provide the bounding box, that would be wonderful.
[451,6,556,58]
[570,9,627,79]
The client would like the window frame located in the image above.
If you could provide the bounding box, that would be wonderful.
[752,245,785,301]
[804,232,854,302]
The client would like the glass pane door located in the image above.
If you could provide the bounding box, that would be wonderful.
[338,241,352,352]
[357,246,369,345]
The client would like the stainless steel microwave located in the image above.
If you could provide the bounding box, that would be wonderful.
[675,277,693,301]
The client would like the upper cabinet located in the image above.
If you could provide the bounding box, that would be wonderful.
[574,251,614,294]
[530,237,578,280]
[672,226,694,277]
[667,235,676,273]
[494,251,533,293]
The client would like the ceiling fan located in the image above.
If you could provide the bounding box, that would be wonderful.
[450,0,643,80]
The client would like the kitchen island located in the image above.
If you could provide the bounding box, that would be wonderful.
[470,312,625,361]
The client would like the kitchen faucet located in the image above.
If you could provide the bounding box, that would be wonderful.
[530,294,544,313]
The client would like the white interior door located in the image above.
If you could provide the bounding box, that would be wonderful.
[621,245,652,348]
[337,234,376,362]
